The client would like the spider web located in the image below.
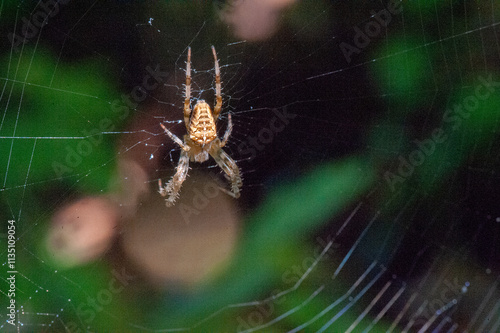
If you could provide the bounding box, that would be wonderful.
[1,0,500,332]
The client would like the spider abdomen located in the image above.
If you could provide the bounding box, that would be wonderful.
[189,101,217,145]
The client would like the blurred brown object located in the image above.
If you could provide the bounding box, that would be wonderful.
[122,172,241,288]
[221,0,297,41]
[46,196,120,268]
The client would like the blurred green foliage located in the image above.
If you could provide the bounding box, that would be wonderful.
[371,37,429,108]
[0,48,122,197]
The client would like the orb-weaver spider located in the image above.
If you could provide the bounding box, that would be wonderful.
[158,46,242,207]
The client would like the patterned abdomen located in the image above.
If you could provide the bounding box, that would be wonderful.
[189,101,217,145]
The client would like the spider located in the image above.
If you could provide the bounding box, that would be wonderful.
[158,46,242,207]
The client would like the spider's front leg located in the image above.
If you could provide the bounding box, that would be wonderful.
[211,45,222,119]
[158,149,190,207]
[184,47,192,130]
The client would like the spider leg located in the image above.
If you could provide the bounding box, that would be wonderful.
[210,145,242,198]
[220,113,232,147]
[184,47,192,130]
[158,148,190,207]
[211,45,222,120]
[160,123,190,151]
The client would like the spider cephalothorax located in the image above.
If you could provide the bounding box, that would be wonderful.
[158,46,242,207]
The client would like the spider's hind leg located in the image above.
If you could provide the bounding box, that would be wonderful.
[158,149,190,207]
[209,144,242,199]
